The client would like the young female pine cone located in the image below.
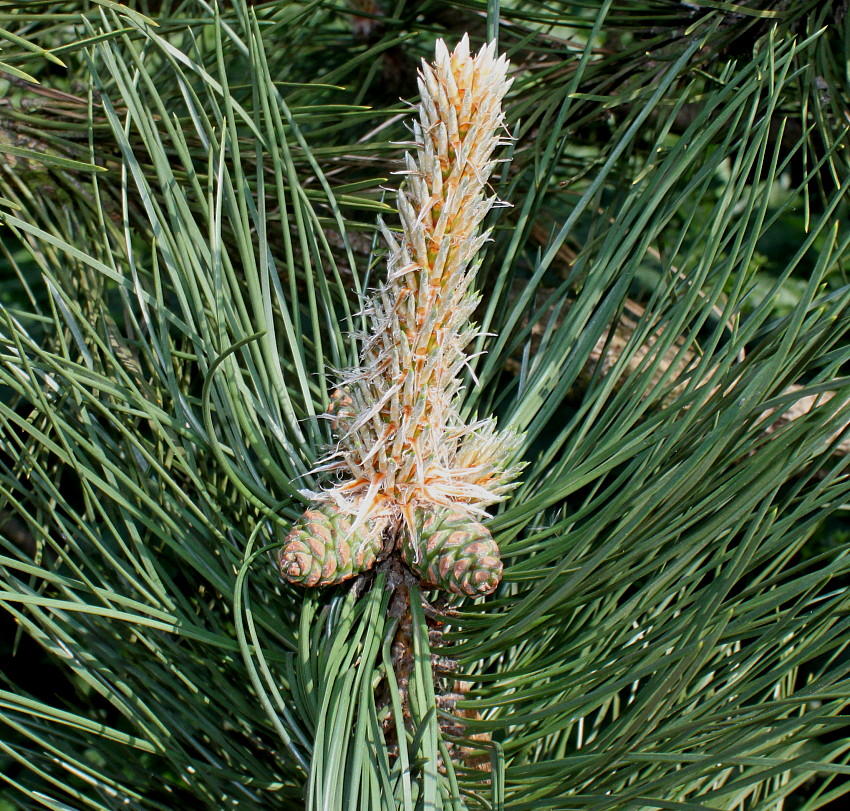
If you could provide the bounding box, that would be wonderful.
[277,503,387,587]
[401,506,503,597]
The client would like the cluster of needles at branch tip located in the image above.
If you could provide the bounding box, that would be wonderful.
[278,35,524,596]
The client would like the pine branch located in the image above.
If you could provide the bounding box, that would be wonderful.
[280,37,524,597]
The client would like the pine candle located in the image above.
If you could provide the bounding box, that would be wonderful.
[279,35,523,596]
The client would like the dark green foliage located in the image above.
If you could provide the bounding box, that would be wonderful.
[1,1,849,809]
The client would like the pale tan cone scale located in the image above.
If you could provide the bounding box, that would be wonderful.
[280,36,523,589]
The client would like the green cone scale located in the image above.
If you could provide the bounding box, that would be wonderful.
[278,503,386,587]
[401,506,503,597]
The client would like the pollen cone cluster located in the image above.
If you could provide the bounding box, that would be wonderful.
[278,35,523,595]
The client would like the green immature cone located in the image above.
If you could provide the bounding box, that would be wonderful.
[401,506,503,597]
[278,503,386,587]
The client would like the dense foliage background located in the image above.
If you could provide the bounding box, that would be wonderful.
[1,1,849,808]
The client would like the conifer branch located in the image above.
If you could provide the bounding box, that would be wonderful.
[279,35,524,595]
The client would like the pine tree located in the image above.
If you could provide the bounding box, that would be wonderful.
[1,2,850,809]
